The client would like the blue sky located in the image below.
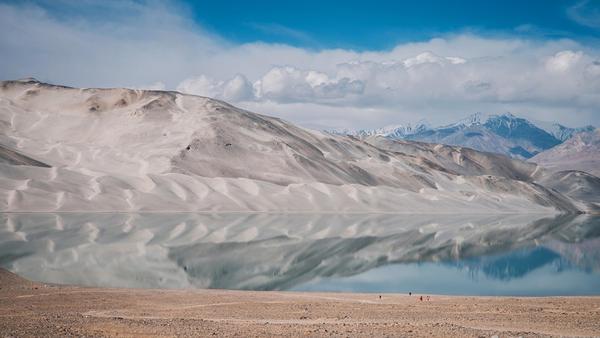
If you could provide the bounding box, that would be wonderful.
[186,0,599,49]
[0,0,599,128]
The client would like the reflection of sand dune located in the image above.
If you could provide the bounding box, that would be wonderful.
[1,213,598,290]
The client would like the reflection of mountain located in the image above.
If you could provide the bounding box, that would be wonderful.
[448,236,600,282]
[452,247,564,281]
[543,238,600,272]
[0,213,598,290]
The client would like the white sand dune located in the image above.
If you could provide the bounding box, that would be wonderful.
[0,79,597,213]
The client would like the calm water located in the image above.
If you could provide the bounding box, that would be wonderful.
[1,213,599,296]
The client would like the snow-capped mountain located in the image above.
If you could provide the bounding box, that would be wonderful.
[442,112,483,128]
[330,120,431,139]
[332,113,593,160]
[533,121,595,142]
[483,113,560,150]
[0,79,598,213]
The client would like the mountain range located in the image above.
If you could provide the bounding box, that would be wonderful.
[330,112,595,160]
[0,79,598,213]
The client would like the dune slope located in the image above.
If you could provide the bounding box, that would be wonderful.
[0,79,594,213]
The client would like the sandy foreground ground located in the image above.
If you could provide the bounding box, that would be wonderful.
[1,269,599,337]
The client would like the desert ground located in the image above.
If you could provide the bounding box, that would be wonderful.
[1,269,599,337]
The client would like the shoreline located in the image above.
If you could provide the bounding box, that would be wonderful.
[1,269,599,337]
[0,210,570,214]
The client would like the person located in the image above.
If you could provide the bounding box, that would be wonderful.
[409,292,412,296]
[419,296,423,301]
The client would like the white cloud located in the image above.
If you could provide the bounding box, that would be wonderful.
[177,75,222,98]
[0,1,599,129]
[545,50,583,73]
[586,61,600,78]
[222,74,254,102]
[252,66,364,102]
[402,52,466,67]
[177,74,254,102]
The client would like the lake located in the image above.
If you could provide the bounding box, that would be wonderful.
[1,213,599,296]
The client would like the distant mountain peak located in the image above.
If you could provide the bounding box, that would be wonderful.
[444,112,483,128]
[469,112,484,122]
[328,120,432,139]
[487,112,531,125]
[533,121,596,142]
[326,112,593,160]
[484,113,560,150]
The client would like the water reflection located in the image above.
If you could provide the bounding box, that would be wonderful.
[0,213,599,295]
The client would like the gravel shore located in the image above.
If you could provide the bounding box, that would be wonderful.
[1,269,599,337]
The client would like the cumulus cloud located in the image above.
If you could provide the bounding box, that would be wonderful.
[177,75,222,98]
[222,75,254,102]
[253,67,364,102]
[0,0,599,129]
[545,50,583,73]
[402,52,466,67]
[177,74,254,102]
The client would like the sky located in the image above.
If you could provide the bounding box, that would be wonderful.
[1,0,599,129]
